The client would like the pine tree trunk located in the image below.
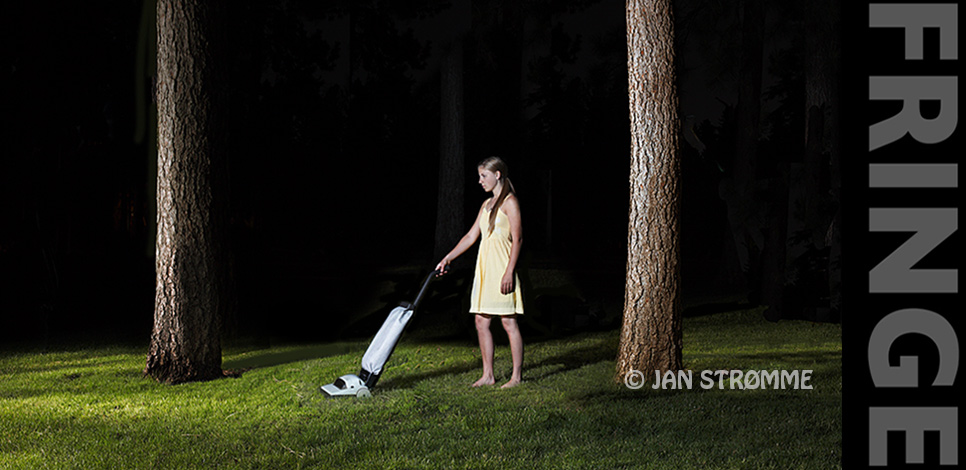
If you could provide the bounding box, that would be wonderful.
[616,0,683,382]
[145,0,224,384]
[435,39,466,263]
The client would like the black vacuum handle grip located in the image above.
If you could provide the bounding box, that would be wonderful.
[411,269,441,310]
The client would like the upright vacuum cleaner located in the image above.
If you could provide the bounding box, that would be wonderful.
[320,270,439,397]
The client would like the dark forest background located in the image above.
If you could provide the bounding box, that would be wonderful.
[1,0,839,345]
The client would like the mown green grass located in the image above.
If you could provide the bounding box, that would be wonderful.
[0,307,840,469]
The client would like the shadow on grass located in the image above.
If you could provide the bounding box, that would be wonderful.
[686,349,841,367]
[376,361,481,391]
[223,343,361,371]
[0,357,133,376]
[524,338,618,382]
[309,333,621,393]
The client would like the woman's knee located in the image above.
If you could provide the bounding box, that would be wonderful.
[500,316,519,333]
[475,314,491,330]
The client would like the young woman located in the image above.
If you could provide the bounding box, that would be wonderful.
[436,156,524,389]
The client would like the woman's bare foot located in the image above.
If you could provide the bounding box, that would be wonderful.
[472,376,495,387]
[500,378,522,389]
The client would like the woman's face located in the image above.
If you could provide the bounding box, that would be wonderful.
[478,168,500,193]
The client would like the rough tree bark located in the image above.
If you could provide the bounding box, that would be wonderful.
[616,0,683,382]
[145,0,226,384]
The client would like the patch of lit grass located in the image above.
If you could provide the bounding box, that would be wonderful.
[0,308,840,469]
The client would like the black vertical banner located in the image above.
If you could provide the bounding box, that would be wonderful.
[842,1,963,468]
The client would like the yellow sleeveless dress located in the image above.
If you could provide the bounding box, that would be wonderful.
[469,203,524,315]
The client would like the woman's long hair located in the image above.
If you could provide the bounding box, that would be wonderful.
[479,156,516,234]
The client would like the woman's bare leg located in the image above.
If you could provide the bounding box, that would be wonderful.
[500,315,523,388]
[473,314,495,387]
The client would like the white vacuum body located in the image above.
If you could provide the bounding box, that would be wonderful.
[321,270,437,398]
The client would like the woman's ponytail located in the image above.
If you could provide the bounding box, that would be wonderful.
[478,157,515,234]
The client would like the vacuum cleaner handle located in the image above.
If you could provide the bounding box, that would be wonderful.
[411,269,441,310]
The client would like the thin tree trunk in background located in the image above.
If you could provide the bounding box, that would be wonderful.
[435,39,466,263]
[796,0,841,321]
[467,0,524,157]
[822,0,843,322]
[520,0,550,125]
[721,0,765,306]
[804,0,833,248]
[616,0,683,383]
[760,166,789,321]
[827,45,842,323]
[734,0,763,198]
[759,0,791,322]
[145,0,226,384]
[136,0,158,259]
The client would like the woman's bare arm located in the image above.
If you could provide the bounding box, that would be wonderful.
[435,201,487,274]
[501,195,522,294]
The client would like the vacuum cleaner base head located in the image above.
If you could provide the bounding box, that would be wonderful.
[320,374,371,398]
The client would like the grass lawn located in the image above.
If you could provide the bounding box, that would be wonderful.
[0,307,840,469]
